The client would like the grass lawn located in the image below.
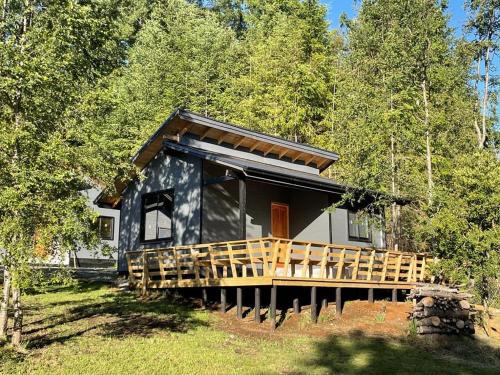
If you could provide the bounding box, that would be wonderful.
[0,282,498,375]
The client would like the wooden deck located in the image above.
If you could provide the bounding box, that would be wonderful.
[126,237,434,291]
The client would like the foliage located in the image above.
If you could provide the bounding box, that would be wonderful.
[1,0,499,347]
[420,151,500,305]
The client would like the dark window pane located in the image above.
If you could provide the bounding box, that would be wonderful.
[348,211,358,238]
[98,217,114,240]
[358,216,369,239]
[141,190,173,242]
[157,192,172,239]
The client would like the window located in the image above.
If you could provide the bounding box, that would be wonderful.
[141,190,174,242]
[348,211,371,242]
[98,216,114,241]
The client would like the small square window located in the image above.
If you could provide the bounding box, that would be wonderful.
[98,216,114,240]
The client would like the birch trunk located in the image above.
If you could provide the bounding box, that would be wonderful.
[473,58,484,148]
[11,287,22,347]
[390,132,399,251]
[480,44,491,148]
[421,79,433,206]
[389,91,399,250]
[0,267,11,339]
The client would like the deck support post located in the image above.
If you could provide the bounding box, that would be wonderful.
[220,288,227,313]
[336,287,342,316]
[293,298,300,314]
[392,288,397,303]
[270,286,277,330]
[311,286,317,323]
[322,298,328,309]
[239,177,247,240]
[368,288,374,303]
[202,288,208,308]
[236,287,243,319]
[255,287,261,323]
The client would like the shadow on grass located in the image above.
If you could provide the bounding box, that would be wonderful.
[24,281,108,296]
[23,282,209,350]
[299,329,500,374]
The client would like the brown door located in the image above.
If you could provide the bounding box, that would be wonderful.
[271,203,289,239]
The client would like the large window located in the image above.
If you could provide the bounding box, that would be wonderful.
[141,190,174,242]
[98,216,114,240]
[348,211,371,242]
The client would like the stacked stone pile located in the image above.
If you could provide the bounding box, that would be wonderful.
[409,284,475,335]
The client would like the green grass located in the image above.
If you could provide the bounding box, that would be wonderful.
[0,282,499,375]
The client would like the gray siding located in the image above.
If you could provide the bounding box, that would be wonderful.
[290,189,330,243]
[118,152,202,271]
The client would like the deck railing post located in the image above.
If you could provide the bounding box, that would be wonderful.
[255,287,261,323]
[270,286,277,330]
[311,286,317,323]
[142,252,149,295]
[236,287,243,319]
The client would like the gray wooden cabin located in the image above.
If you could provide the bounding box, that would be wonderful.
[97,110,433,324]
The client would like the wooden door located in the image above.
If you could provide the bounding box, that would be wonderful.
[271,203,289,239]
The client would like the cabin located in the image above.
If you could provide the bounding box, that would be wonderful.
[97,109,432,325]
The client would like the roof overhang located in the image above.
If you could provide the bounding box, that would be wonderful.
[132,109,339,172]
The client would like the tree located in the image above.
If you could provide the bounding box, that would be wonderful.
[325,0,477,250]
[221,0,336,144]
[95,0,241,154]
[465,0,499,149]
[420,151,500,307]
[0,0,133,346]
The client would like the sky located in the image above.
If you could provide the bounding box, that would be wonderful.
[321,0,468,31]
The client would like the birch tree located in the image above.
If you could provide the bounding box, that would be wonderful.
[0,0,132,346]
[465,0,499,149]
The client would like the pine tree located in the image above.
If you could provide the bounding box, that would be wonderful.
[97,0,241,154]
[222,0,336,143]
[324,0,477,251]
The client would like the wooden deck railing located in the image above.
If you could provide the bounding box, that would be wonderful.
[126,237,434,289]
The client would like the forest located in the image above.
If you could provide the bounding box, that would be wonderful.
[0,0,498,347]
